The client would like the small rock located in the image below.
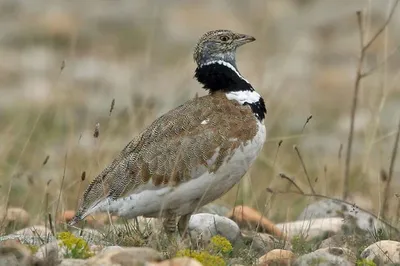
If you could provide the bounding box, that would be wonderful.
[13,225,52,237]
[150,257,203,266]
[86,247,163,265]
[198,203,231,216]
[241,231,290,257]
[0,207,30,231]
[258,249,295,265]
[297,199,385,232]
[0,225,55,249]
[188,213,240,244]
[59,259,87,266]
[276,217,343,239]
[0,239,38,266]
[319,233,375,255]
[293,247,354,266]
[318,247,356,263]
[227,205,285,239]
[360,240,400,264]
[34,240,65,264]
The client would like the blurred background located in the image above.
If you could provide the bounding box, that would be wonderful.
[1,0,400,223]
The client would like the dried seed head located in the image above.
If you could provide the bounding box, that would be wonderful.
[81,171,86,181]
[109,99,115,116]
[42,155,50,166]
[93,123,100,138]
[380,169,388,182]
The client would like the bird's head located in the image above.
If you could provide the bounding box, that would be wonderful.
[193,29,256,67]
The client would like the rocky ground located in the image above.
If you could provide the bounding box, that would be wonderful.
[0,200,399,266]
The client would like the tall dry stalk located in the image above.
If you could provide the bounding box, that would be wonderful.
[343,1,399,200]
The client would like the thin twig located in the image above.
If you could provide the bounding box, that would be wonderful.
[55,152,68,231]
[361,44,400,78]
[382,116,400,219]
[363,0,399,52]
[279,173,305,194]
[273,140,283,168]
[343,11,365,200]
[301,115,313,133]
[343,2,399,199]
[293,145,316,195]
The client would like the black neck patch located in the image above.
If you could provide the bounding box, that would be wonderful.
[194,61,267,121]
[194,62,253,93]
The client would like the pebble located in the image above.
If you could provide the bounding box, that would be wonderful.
[360,240,400,264]
[297,199,385,232]
[86,246,163,265]
[241,230,290,256]
[257,249,295,266]
[188,213,240,244]
[293,247,354,266]
[276,217,344,239]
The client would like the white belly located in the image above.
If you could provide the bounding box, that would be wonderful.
[98,121,266,218]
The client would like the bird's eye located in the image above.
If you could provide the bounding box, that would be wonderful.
[220,36,229,42]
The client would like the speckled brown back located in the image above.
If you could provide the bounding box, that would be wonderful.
[76,92,258,218]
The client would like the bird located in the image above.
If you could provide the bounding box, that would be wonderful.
[69,29,267,235]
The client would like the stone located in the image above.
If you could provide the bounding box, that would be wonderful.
[0,207,30,231]
[319,233,375,255]
[198,203,231,217]
[276,217,343,239]
[297,199,385,232]
[150,257,203,266]
[227,205,285,239]
[0,225,58,249]
[0,239,39,266]
[34,240,65,264]
[86,246,163,265]
[317,247,356,263]
[257,249,295,265]
[13,225,51,237]
[360,240,400,264]
[188,213,240,244]
[241,231,290,257]
[293,247,354,266]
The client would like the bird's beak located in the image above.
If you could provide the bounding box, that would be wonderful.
[235,34,256,46]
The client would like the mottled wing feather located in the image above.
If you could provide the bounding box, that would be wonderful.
[75,92,257,220]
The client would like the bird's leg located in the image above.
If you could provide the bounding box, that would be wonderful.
[163,214,177,234]
[177,213,192,238]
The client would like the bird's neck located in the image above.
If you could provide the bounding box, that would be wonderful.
[194,60,266,121]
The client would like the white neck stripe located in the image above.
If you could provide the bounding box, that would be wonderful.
[226,90,261,105]
[201,60,250,84]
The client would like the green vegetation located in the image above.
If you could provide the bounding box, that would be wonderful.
[57,231,94,259]
[176,249,226,266]
[356,259,377,266]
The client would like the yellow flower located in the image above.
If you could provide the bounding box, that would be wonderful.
[176,249,226,266]
[57,231,93,259]
[210,235,233,254]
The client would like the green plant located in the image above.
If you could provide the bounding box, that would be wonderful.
[209,235,233,255]
[356,259,377,266]
[57,231,93,259]
[291,235,314,255]
[176,249,225,266]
